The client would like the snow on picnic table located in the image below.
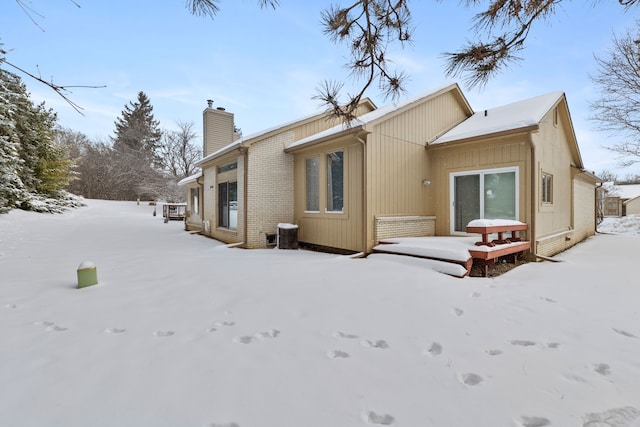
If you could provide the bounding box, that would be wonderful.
[1,200,640,427]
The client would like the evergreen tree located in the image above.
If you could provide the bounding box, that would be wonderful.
[0,69,26,212]
[112,91,161,163]
[0,65,77,213]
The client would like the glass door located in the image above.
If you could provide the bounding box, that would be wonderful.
[451,168,518,233]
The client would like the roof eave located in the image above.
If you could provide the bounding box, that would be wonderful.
[284,125,368,153]
[427,124,539,148]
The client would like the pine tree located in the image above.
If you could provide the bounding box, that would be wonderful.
[0,70,26,212]
[0,66,77,212]
[112,91,161,163]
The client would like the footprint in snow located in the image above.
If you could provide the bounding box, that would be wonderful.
[459,372,483,386]
[363,411,395,425]
[233,336,256,344]
[582,406,640,426]
[327,350,350,359]
[46,325,68,332]
[452,307,464,317]
[470,292,481,298]
[256,329,280,339]
[518,416,551,427]
[4,303,17,309]
[425,342,443,356]
[539,297,557,303]
[153,330,175,337]
[510,339,536,347]
[214,321,235,327]
[593,363,611,376]
[333,331,359,339]
[546,342,560,349]
[205,327,217,333]
[104,328,126,334]
[34,321,55,327]
[362,339,389,349]
[485,349,503,356]
[612,328,637,338]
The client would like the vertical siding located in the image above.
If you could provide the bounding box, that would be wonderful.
[429,137,530,236]
[294,139,364,252]
[533,106,575,245]
[364,91,471,249]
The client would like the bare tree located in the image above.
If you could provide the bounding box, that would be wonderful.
[591,24,640,167]
[157,121,201,179]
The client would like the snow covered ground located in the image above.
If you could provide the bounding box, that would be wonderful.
[1,200,639,427]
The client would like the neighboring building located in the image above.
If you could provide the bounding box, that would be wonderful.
[603,183,640,217]
[181,84,599,259]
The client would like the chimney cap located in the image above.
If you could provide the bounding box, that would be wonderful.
[216,107,226,111]
[207,99,213,108]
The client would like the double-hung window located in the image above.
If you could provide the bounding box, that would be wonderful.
[191,187,199,215]
[305,150,344,214]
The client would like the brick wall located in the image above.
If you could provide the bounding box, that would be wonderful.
[245,130,296,248]
[374,216,436,242]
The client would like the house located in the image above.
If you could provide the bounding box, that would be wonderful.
[180,101,376,248]
[181,84,599,259]
[602,183,640,217]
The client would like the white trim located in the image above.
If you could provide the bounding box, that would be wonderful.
[449,166,520,235]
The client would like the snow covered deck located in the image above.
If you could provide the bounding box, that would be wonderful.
[373,221,531,278]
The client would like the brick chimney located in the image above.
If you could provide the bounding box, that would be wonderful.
[203,100,236,157]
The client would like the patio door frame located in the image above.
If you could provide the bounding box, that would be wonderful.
[449,166,520,235]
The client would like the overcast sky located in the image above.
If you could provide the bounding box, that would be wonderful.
[2,1,640,177]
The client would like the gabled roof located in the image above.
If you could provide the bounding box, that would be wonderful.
[286,83,472,152]
[432,91,565,145]
[195,98,378,167]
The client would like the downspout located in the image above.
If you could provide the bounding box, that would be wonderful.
[528,133,537,258]
[241,146,249,249]
[356,135,368,254]
[196,175,205,233]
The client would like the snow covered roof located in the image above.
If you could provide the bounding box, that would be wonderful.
[286,83,468,151]
[177,171,202,186]
[612,184,640,200]
[432,91,565,145]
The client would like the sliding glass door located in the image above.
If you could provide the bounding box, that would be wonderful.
[450,167,518,233]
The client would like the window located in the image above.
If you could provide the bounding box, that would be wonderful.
[191,187,199,215]
[305,157,320,211]
[326,151,344,212]
[451,167,518,233]
[219,162,237,173]
[218,181,237,228]
[542,173,553,204]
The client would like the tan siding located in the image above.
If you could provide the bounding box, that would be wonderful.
[572,175,596,242]
[626,197,640,215]
[203,108,235,156]
[294,139,364,252]
[374,216,436,241]
[429,137,530,237]
[364,91,470,249]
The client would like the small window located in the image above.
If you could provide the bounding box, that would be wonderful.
[542,173,553,204]
[305,157,320,211]
[191,187,199,215]
[219,162,237,173]
[326,151,344,212]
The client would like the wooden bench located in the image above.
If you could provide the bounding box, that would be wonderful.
[466,222,531,277]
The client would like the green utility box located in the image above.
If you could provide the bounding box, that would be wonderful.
[77,261,98,288]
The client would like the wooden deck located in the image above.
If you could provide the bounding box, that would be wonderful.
[372,222,531,278]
